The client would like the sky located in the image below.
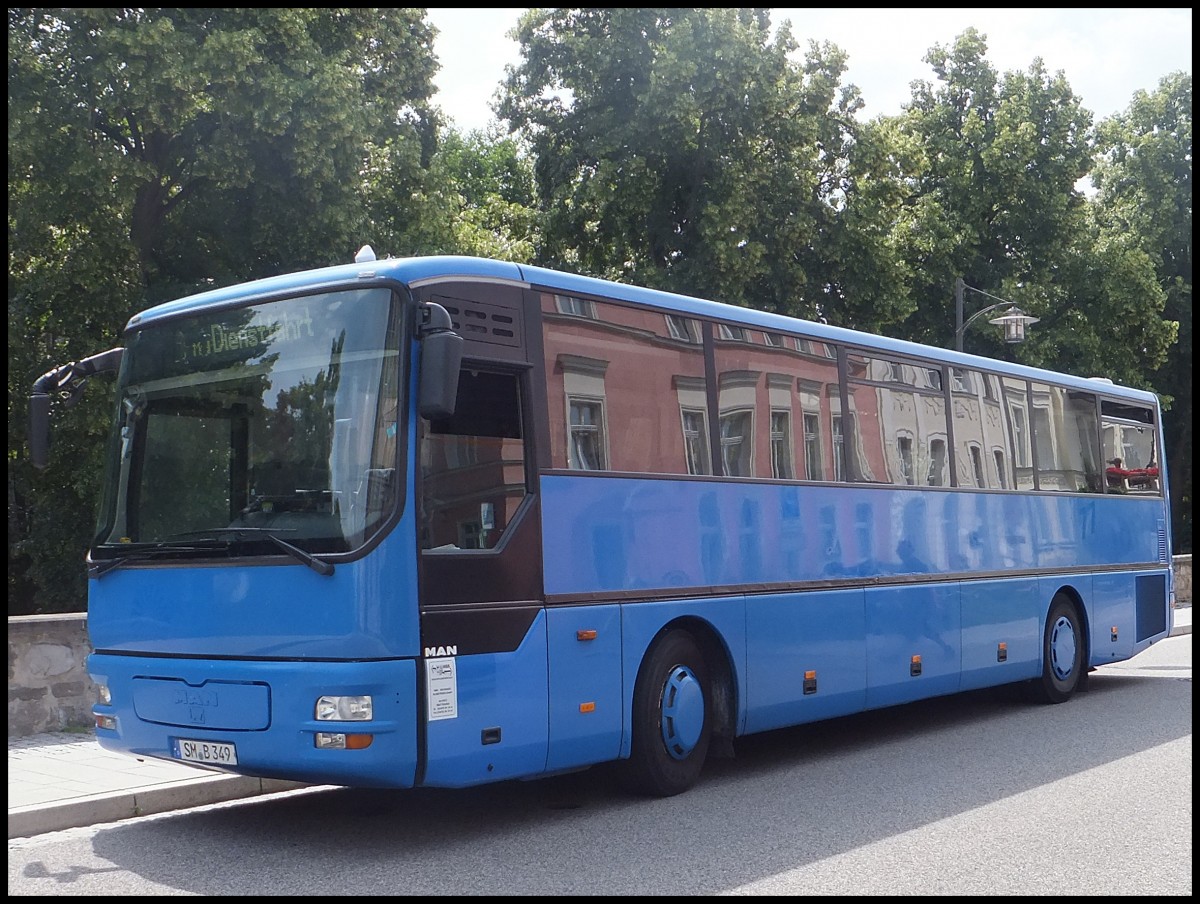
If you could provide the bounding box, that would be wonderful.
[424,8,1192,133]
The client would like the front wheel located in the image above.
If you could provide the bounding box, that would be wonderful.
[1027,595,1084,704]
[621,630,712,797]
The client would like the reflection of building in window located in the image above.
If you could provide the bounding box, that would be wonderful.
[558,354,609,471]
[1027,382,1102,493]
[927,437,947,486]
[568,398,606,470]
[458,521,483,549]
[770,410,793,479]
[832,414,845,481]
[833,382,879,481]
[948,368,1008,490]
[720,410,754,476]
[846,352,934,485]
[718,370,759,477]
[1004,380,1031,458]
[767,373,793,479]
[897,433,916,485]
[419,370,526,551]
[665,315,700,343]
[718,323,749,341]
[1069,394,1101,491]
[438,434,479,469]
[969,444,985,488]
[543,293,709,475]
[555,294,596,318]
[681,408,710,475]
[803,412,822,480]
[796,338,834,357]
[1026,383,1103,495]
[797,378,827,481]
[674,375,711,475]
[1033,405,1056,482]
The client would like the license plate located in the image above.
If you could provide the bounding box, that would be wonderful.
[175,738,238,766]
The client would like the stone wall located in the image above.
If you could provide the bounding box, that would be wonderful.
[8,613,97,738]
[7,554,1192,738]
[1175,553,1192,605]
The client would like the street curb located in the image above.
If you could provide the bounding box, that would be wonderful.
[8,774,309,840]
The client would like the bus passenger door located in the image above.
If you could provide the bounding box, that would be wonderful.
[415,283,549,786]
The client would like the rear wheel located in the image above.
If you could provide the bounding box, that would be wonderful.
[622,630,711,797]
[1027,595,1084,704]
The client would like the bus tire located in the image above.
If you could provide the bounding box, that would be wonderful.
[1027,595,1084,704]
[622,629,712,797]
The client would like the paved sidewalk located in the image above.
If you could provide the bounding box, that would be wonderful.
[8,732,312,839]
[8,604,1190,840]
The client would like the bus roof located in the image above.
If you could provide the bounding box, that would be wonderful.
[127,254,1159,405]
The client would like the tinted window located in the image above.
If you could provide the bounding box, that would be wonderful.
[846,352,948,486]
[950,369,1008,489]
[542,294,709,475]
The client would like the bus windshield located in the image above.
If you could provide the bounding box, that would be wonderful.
[92,287,404,561]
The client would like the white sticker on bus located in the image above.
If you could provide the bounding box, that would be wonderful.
[425,656,458,721]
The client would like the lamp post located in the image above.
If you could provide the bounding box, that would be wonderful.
[954,277,1039,352]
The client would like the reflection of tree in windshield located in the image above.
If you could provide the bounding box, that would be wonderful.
[255,332,345,501]
[138,407,238,539]
[96,288,395,553]
[129,308,288,541]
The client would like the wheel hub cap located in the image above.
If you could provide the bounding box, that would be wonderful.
[1049,615,1078,681]
[661,665,704,760]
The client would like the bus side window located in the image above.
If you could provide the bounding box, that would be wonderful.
[419,369,526,550]
[1101,400,1160,495]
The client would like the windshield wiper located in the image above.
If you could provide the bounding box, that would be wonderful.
[89,541,230,579]
[167,527,335,576]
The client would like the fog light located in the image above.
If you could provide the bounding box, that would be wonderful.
[315,695,373,721]
[315,732,373,750]
[95,714,118,731]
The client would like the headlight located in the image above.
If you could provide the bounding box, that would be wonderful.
[96,684,112,705]
[315,695,373,721]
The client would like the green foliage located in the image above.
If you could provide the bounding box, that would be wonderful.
[497,8,914,328]
[8,8,441,613]
[893,29,1102,355]
[368,126,539,261]
[1092,73,1192,551]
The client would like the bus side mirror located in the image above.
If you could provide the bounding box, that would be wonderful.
[417,304,463,421]
[29,347,124,470]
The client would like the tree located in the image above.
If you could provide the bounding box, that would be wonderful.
[1092,73,1192,551]
[8,8,441,613]
[496,7,914,329]
[368,126,540,261]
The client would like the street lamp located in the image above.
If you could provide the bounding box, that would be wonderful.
[954,277,1039,352]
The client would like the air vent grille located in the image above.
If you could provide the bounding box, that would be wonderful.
[438,298,522,349]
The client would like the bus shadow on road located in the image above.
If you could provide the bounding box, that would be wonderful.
[84,670,1190,896]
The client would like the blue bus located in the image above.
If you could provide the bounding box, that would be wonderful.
[30,249,1175,797]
